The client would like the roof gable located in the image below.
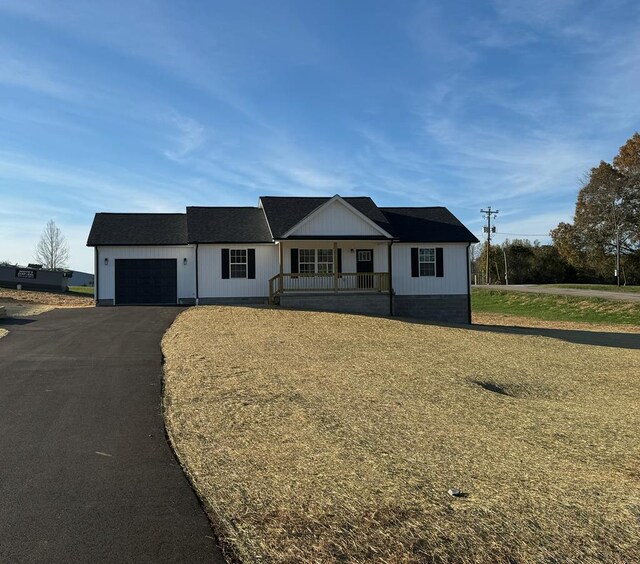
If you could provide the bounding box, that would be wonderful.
[260,195,394,239]
[283,195,393,238]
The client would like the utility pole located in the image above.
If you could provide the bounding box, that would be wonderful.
[480,207,499,284]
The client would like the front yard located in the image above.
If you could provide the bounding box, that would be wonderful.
[163,307,640,562]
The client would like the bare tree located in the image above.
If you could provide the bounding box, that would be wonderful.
[34,219,70,270]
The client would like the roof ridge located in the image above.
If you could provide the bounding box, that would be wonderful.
[95,212,186,216]
[187,206,260,209]
[381,206,447,210]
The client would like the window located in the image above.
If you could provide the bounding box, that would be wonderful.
[230,249,247,278]
[419,247,435,276]
[299,249,316,274]
[357,250,372,262]
[317,249,334,274]
[299,249,334,274]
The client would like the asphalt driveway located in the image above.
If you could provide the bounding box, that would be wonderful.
[0,307,223,563]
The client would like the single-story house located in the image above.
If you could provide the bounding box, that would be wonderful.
[86,195,478,323]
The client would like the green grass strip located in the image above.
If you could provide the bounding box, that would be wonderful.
[472,288,640,325]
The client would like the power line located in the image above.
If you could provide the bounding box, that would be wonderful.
[495,232,550,237]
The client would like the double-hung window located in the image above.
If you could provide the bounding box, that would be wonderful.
[299,249,316,274]
[316,249,334,274]
[230,249,247,278]
[298,248,334,274]
[419,248,436,277]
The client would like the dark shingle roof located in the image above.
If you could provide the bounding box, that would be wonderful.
[86,213,187,246]
[259,196,394,238]
[380,207,479,243]
[186,207,272,243]
[86,200,478,246]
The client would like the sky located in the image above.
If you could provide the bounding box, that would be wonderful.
[1,0,639,273]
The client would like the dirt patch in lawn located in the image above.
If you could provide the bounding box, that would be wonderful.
[0,287,93,318]
[163,306,640,563]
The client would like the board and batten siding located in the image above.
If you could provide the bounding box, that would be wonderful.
[289,199,385,237]
[96,245,196,301]
[197,244,278,298]
[391,243,470,295]
[280,241,390,272]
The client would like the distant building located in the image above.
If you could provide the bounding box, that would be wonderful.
[67,270,94,287]
[0,265,70,292]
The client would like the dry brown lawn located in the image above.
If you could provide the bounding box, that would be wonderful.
[163,306,640,563]
[0,287,92,317]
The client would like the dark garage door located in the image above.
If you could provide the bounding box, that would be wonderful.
[115,259,177,305]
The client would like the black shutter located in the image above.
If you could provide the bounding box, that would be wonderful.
[291,248,299,274]
[221,248,229,279]
[247,249,256,279]
[411,247,419,277]
[337,248,342,273]
[436,247,444,277]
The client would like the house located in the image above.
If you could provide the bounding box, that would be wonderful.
[86,195,478,323]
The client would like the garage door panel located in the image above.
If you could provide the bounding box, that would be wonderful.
[115,259,177,305]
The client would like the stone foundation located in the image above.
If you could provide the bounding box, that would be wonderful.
[393,294,470,324]
[279,293,391,316]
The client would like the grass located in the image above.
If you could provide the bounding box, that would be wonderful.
[68,285,95,295]
[544,283,640,293]
[473,288,640,325]
[163,306,640,563]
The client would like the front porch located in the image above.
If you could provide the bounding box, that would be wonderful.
[268,272,390,303]
[268,240,392,305]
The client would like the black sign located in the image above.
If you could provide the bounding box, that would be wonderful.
[16,269,36,279]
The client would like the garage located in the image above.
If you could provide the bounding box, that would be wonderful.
[115,259,177,305]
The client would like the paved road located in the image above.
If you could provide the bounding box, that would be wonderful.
[475,284,640,302]
[0,307,224,564]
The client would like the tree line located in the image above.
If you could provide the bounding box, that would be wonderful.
[473,133,640,285]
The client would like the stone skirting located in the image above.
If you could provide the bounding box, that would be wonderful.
[279,292,391,316]
[393,294,470,324]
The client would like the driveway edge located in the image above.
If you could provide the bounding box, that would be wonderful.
[161,311,254,564]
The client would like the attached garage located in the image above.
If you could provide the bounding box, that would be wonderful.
[115,259,177,305]
[87,213,196,306]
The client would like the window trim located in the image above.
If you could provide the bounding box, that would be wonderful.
[229,248,248,279]
[418,247,436,277]
[297,248,334,274]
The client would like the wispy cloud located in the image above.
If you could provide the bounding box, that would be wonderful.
[163,112,207,162]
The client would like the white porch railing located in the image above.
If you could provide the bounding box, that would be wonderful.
[269,272,389,304]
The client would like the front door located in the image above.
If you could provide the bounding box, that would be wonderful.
[356,249,374,289]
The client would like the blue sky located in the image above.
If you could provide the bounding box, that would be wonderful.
[1,0,639,272]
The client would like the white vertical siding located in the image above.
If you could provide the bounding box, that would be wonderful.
[198,244,278,298]
[281,241,390,272]
[392,243,470,295]
[291,199,385,237]
[97,245,196,301]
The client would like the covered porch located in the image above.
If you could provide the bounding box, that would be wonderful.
[268,240,391,304]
